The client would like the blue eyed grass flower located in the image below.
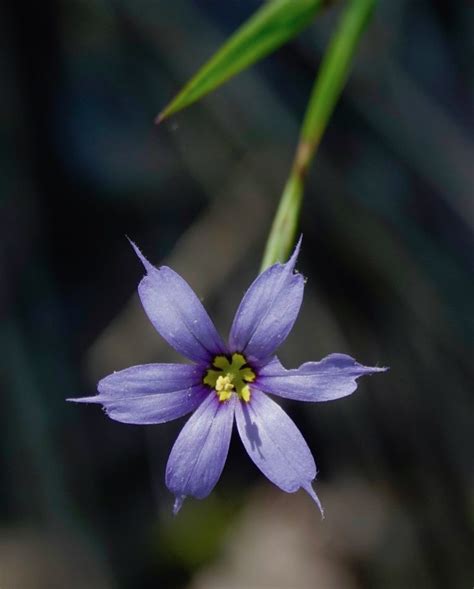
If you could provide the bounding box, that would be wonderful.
[70,239,387,515]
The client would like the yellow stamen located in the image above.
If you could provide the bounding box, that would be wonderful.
[240,384,251,403]
[215,375,234,401]
[203,353,255,403]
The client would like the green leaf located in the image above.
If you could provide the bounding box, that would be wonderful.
[299,0,376,148]
[261,0,376,270]
[157,0,324,123]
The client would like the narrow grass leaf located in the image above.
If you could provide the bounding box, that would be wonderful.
[157,0,324,123]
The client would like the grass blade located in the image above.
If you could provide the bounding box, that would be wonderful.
[157,0,324,123]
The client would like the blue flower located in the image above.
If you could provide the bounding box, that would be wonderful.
[70,239,387,515]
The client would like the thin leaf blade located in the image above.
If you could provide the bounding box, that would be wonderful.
[157,0,324,123]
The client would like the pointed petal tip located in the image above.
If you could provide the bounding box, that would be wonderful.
[173,495,186,515]
[295,233,303,251]
[126,237,155,274]
[303,482,325,519]
[66,395,100,404]
[286,234,303,271]
[370,365,389,373]
[154,112,165,125]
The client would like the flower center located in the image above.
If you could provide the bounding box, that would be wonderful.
[203,353,255,402]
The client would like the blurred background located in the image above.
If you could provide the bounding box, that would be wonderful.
[1,0,473,587]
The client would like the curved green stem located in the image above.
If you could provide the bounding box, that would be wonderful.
[260,0,376,271]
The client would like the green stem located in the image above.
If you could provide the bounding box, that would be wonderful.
[260,0,376,271]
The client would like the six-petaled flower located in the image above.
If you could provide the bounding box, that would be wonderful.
[70,239,387,515]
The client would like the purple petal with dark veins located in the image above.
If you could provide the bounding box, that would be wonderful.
[130,240,227,362]
[235,388,323,515]
[68,363,207,424]
[228,238,304,365]
[258,354,388,402]
[166,392,235,513]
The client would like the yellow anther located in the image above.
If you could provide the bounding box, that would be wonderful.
[215,374,235,401]
[240,384,251,403]
[203,353,255,403]
[215,375,234,392]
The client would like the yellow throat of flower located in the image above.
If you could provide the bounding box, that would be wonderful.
[203,353,255,402]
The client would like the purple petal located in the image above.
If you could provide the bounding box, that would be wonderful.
[258,353,388,402]
[130,240,227,362]
[98,363,203,397]
[166,392,235,513]
[228,238,304,365]
[91,386,207,425]
[68,363,207,424]
[235,388,323,515]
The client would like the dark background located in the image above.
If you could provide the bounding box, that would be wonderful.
[1,1,472,588]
